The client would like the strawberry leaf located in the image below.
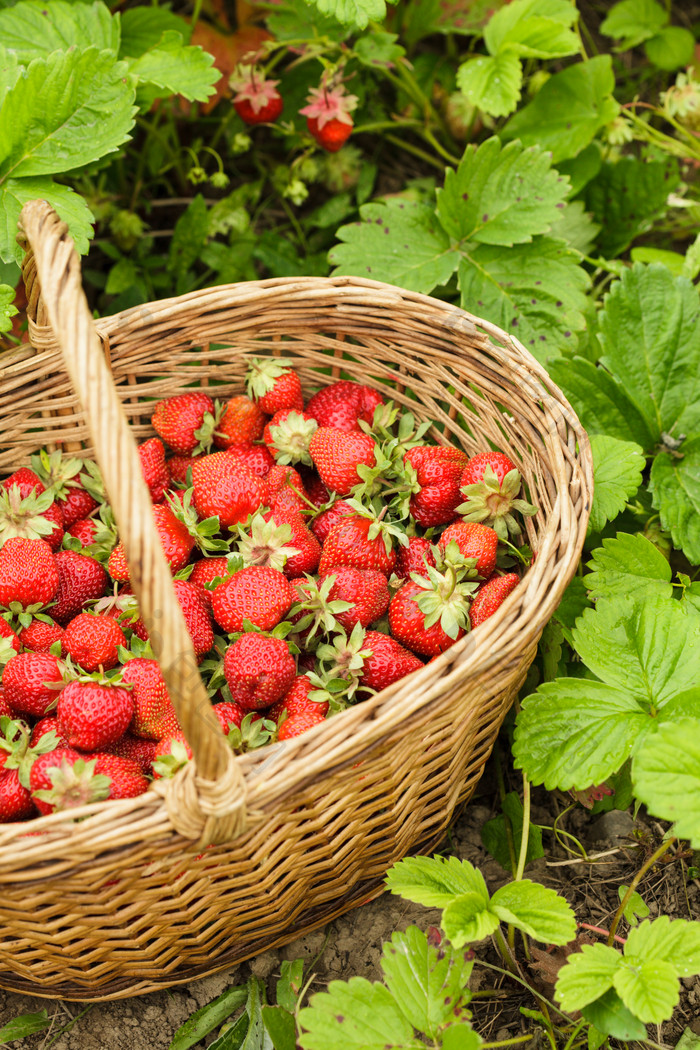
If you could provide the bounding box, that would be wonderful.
[489,880,576,944]
[441,893,500,948]
[585,533,673,603]
[650,439,700,565]
[306,0,398,31]
[0,283,17,334]
[126,30,220,104]
[120,6,193,55]
[624,916,700,975]
[600,0,668,49]
[584,156,679,258]
[0,177,94,266]
[588,435,645,532]
[546,357,655,450]
[632,718,700,847]
[0,0,118,62]
[297,977,423,1050]
[456,48,523,118]
[385,855,489,908]
[612,958,678,1023]
[555,943,622,1012]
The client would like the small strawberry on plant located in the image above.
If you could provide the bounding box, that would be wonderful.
[231,67,283,126]
[300,71,359,153]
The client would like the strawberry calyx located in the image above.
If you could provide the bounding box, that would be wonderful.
[230,66,282,116]
[410,564,479,640]
[267,411,318,467]
[32,756,112,809]
[192,401,227,456]
[62,504,118,563]
[2,601,55,632]
[0,715,61,788]
[457,466,538,541]
[30,450,84,500]
[246,357,296,400]
[164,488,231,554]
[288,574,354,647]
[0,487,59,544]
[314,622,370,702]
[226,711,276,753]
[342,498,409,558]
[78,460,107,504]
[299,71,359,131]
[152,740,192,778]
[233,511,300,571]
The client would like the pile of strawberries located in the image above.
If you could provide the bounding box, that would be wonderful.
[0,358,536,823]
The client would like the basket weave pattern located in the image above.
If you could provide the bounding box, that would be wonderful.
[0,201,592,1001]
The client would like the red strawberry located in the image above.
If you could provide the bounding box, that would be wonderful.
[62,613,126,672]
[263,510,321,578]
[309,428,376,496]
[3,652,63,718]
[138,438,171,503]
[172,579,214,660]
[57,681,134,751]
[52,550,108,624]
[388,565,477,658]
[232,73,283,125]
[213,396,267,449]
[310,499,357,544]
[0,619,20,655]
[213,700,246,733]
[0,470,65,549]
[152,393,215,455]
[395,536,436,580]
[108,503,195,581]
[29,748,89,814]
[59,486,98,528]
[189,556,232,598]
[0,692,9,719]
[269,675,329,723]
[0,768,35,821]
[89,753,150,800]
[457,453,537,540]
[320,568,390,631]
[404,445,470,527]
[3,467,45,499]
[438,521,499,580]
[360,630,423,691]
[66,518,99,546]
[121,658,176,740]
[305,474,330,507]
[469,573,520,628]
[102,734,159,775]
[192,453,268,528]
[19,618,65,654]
[300,75,358,153]
[234,94,283,125]
[168,454,202,486]
[264,410,318,467]
[28,451,99,527]
[318,515,398,576]
[223,633,296,710]
[225,443,275,478]
[0,538,59,608]
[306,116,353,152]
[246,358,303,414]
[30,716,69,749]
[462,452,516,488]
[152,732,192,777]
[278,709,326,739]
[306,381,384,432]
[212,566,293,633]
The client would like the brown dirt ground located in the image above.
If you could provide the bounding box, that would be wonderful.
[3,760,699,1049]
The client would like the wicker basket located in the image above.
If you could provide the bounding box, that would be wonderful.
[0,200,592,1002]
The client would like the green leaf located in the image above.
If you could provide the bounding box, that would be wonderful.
[502,55,619,163]
[305,0,395,30]
[0,176,94,265]
[168,194,210,286]
[441,893,500,948]
[613,958,678,1022]
[547,357,655,449]
[0,0,118,62]
[585,533,673,604]
[555,943,622,1011]
[548,199,601,255]
[650,439,700,565]
[485,0,579,58]
[631,246,686,276]
[127,30,220,103]
[677,1029,700,1050]
[330,200,459,293]
[442,1025,482,1050]
[645,26,695,70]
[458,237,589,360]
[385,855,489,908]
[556,142,603,197]
[600,0,667,48]
[618,886,650,926]
[0,1011,50,1044]
[598,264,700,442]
[584,158,679,258]
[625,915,700,975]
[456,49,523,118]
[588,436,644,533]
[297,977,423,1050]
[437,138,570,246]
[276,959,304,1014]
[0,48,135,181]
[489,881,576,944]
[353,31,405,67]
[552,575,591,631]
[633,719,700,848]
[380,926,473,1038]
[580,989,647,1040]
[0,282,16,333]
[120,6,192,55]
[0,48,21,108]
[481,791,544,873]
[262,1006,296,1050]
[169,986,248,1050]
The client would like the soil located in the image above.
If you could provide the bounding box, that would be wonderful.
[3,759,699,1049]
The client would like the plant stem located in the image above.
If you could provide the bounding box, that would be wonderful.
[608,837,676,945]
[482,1037,535,1048]
[384,133,446,172]
[493,926,518,973]
[514,773,531,882]
[475,960,574,1024]
[562,1020,586,1050]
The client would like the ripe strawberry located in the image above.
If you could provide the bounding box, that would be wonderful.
[388,564,477,658]
[59,487,97,528]
[57,681,134,751]
[462,452,516,488]
[168,454,202,486]
[29,748,89,814]
[320,568,390,631]
[224,633,296,710]
[192,453,268,528]
[213,700,246,733]
[0,769,35,821]
[232,72,283,125]
[300,76,358,153]
[307,116,353,152]
[264,510,321,578]
[305,474,330,507]
[306,381,383,432]
[213,396,267,448]
[0,469,65,550]
[152,392,215,455]
[189,556,232,598]
[30,716,69,749]
[152,732,192,777]
[3,652,63,718]
[246,357,303,414]
[89,753,150,800]
[318,514,398,576]
[264,410,318,467]
[0,537,60,609]
[360,630,423,691]
[212,566,293,633]
[268,675,330,723]
[52,550,108,624]
[62,613,126,672]
[102,734,159,775]
[0,692,9,719]
[278,709,326,739]
[29,451,99,527]
[66,518,99,546]
[457,453,537,540]
[108,503,195,581]
[395,536,436,580]
[225,443,275,478]
[438,522,499,580]
[3,467,45,498]
[404,445,470,527]
[138,438,171,503]
[172,579,214,660]
[19,618,65,654]
[310,499,357,544]
[266,464,309,517]
[121,657,176,740]
[309,428,376,496]
[469,573,520,628]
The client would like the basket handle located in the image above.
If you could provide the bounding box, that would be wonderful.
[18,200,247,847]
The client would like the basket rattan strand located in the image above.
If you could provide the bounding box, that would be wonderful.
[0,200,592,1001]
